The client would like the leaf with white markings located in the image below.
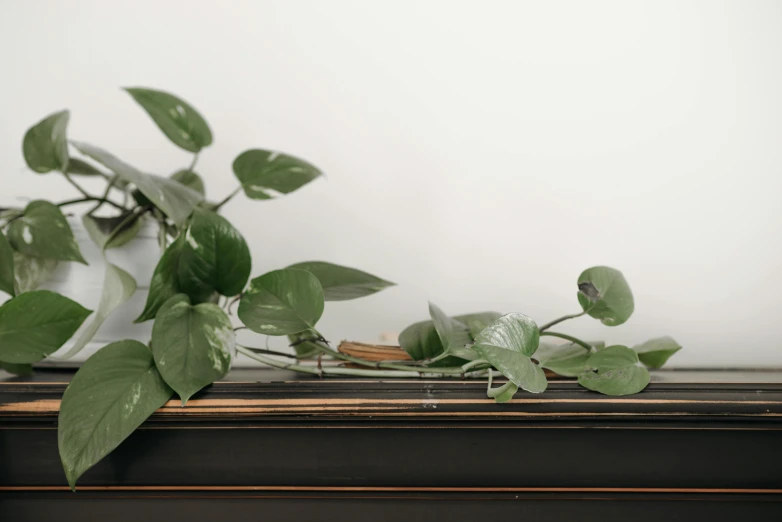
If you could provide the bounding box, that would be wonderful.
[0,290,91,363]
[125,88,212,152]
[58,340,173,489]
[12,252,58,294]
[72,142,203,225]
[7,200,86,264]
[287,261,394,301]
[23,110,69,173]
[178,208,251,300]
[151,294,235,404]
[60,263,136,359]
[0,232,15,297]
[238,268,324,336]
[233,149,321,200]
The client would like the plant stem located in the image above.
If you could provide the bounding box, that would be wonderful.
[538,311,586,332]
[57,197,126,211]
[461,358,489,372]
[241,346,299,359]
[540,331,594,351]
[62,172,92,198]
[188,153,199,172]
[213,187,241,212]
[487,380,516,399]
[88,174,119,215]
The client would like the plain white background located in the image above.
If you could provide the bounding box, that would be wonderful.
[1,0,780,367]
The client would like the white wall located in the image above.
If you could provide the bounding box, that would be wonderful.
[1,0,781,367]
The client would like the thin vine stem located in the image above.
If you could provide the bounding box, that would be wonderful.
[539,331,593,351]
[88,174,120,216]
[538,311,587,332]
[213,187,241,212]
[62,172,91,198]
[187,153,200,172]
[57,197,126,211]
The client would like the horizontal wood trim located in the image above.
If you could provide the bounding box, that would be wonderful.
[3,486,782,494]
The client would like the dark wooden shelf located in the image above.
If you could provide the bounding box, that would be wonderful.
[1,368,781,521]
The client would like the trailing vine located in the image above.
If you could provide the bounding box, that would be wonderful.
[0,87,681,490]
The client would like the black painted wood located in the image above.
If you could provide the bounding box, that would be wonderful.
[1,368,781,520]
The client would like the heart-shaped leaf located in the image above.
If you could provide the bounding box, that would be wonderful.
[472,313,546,393]
[71,142,203,225]
[12,252,57,294]
[151,294,234,404]
[576,266,634,326]
[238,268,324,336]
[23,110,69,173]
[178,208,251,300]
[124,88,212,152]
[287,261,394,301]
[66,157,106,177]
[82,213,142,250]
[136,236,185,322]
[534,342,590,377]
[0,232,15,297]
[60,263,137,360]
[170,169,205,195]
[233,149,321,200]
[0,290,91,363]
[633,336,682,369]
[456,311,503,338]
[578,345,650,396]
[474,313,540,357]
[7,201,86,264]
[58,340,173,489]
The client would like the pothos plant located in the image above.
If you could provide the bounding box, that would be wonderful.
[0,88,682,491]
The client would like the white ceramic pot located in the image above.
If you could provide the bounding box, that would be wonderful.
[38,216,160,365]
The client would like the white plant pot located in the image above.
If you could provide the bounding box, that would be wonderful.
[38,216,160,365]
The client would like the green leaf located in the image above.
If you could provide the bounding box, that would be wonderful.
[0,361,33,376]
[585,345,640,370]
[578,345,650,396]
[474,344,547,393]
[287,261,394,301]
[12,252,57,294]
[397,320,466,367]
[428,302,476,360]
[71,142,203,225]
[178,208,251,300]
[534,342,590,377]
[633,337,682,369]
[22,110,69,173]
[233,149,322,199]
[455,311,503,338]
[474,312,540,357]
[170,169,205,196]
[238,268,324,336]
[0,290,91,363]
[576,266,634,326]
[0,232,15,297]
[58,340,173,489]
[136,236,185,322]
[151,294,234,404]
[66,157,106,176]
[124,87,212,152]
[82,213,142,250]
[289,333,322,359]
[473,313,546,393]
[7,200,86,264]
[398,311,501,366]
[60,263,136,360]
